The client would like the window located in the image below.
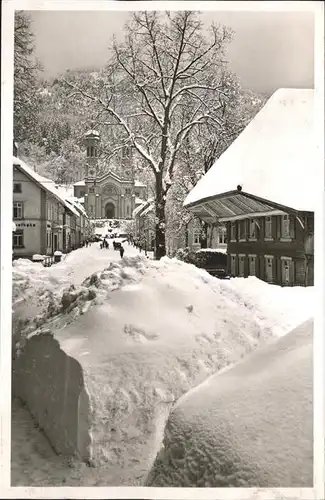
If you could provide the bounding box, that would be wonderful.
[249,255,256,276]
[13,230,24,248]
[126,205,130,217]
[135,191,140,197]
[80,191,85,197]
[264,255,274,283]
[281,214,291,239]
[239,220,246,241]
[89,187,95,194]
[218,227,227,245]
[281,257,293,285]
[238,255,245,277]
[193,231,200,245]
[249,219,257,240]
[13,201,23,219]
[47,231,51,248]
[13,183,22,193]
[125,188,131,195]
[230,222,236,241]
[230,254,236,275]
[265,216,273,240]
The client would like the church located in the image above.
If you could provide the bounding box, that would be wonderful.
[73,130,147,219]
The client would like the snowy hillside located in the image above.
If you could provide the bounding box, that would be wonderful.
[12,251,314,485]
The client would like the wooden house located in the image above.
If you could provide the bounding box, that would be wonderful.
[184,89,316,286]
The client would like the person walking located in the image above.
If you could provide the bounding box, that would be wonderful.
[119,245,125,258]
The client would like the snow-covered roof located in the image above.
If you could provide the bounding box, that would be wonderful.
[134,180,146,188]
[74,180,86,186]
[67,197,88,217]
[184,89,316,212]
[13,156,80,217]
[12,222,16,232]
[132,198,154,218]
[132,202,147,218]
[54,184,74,199]
[85,129,100,137]
[141,204,154,217]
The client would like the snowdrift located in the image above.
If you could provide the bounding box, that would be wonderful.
[146,319,313,488]
[13,255,314,479]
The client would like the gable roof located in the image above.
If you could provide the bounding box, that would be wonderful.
[13,156,79,217]
[134,180,146,188]
[184,89,317,213]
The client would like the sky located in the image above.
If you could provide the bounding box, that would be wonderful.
[28,9,315,94]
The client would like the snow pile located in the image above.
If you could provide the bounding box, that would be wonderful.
[197,247,227,254]
[12,245,143,352]
[221,276,314,337]
[14,255,314,480]
[146,319,313,487]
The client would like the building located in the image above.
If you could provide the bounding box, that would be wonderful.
[12,157,86,259]
[184,89,316,286]
[133,199,155,250]
[73,130,147,220]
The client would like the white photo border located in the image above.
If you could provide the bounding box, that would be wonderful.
[1,1,324,499]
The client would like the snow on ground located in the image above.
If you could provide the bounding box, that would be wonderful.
[11,250,314,486]
[146,319,313,487]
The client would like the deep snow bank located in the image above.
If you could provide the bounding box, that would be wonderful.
[146,319,313,487]
[14,256,314,476]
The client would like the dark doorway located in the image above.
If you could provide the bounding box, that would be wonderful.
[54,234,58,252]
[105,202,115,219]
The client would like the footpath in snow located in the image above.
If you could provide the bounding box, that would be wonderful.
[11,249,314,486]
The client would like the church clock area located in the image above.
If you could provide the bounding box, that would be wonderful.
[73,129,147,220]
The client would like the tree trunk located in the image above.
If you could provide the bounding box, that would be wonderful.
[185,222,189,248]
[155,172,166,260]
[200,221,208,249]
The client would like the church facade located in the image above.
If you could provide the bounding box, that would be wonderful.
[74,130,147,220]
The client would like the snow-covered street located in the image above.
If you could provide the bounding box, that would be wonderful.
[48,242,153,286]
[11,247,314,486]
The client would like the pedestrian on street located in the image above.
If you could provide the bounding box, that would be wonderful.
[119,246,125,258]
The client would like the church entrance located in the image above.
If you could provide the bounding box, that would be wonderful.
[105,202,115,219]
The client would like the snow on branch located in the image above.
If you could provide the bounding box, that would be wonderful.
[62,79,159,173]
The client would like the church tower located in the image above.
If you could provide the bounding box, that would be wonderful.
[84,130,100,219]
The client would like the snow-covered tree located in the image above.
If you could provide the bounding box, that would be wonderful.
[14,11,43,143]
[166,88,266,253]
[62,11,240,259]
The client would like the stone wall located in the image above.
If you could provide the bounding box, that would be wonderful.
[14,333,91,461]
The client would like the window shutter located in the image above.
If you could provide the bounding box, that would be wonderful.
[290,259,295,285]
[273,216,278,239]
[289,215,295,239]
